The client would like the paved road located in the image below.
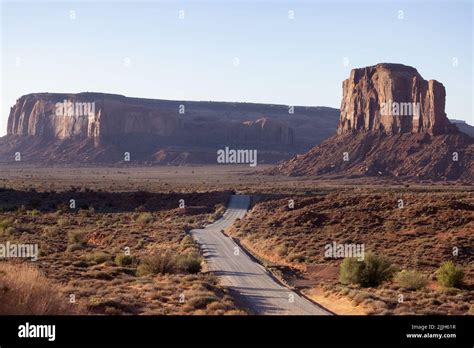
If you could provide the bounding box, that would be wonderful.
[190,195,331,315]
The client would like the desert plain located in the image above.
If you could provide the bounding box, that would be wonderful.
[0,164,471,315]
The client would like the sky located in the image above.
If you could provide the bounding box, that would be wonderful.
[0,0,472,135]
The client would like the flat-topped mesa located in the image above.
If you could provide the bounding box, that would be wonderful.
[6,93,295,148]
[7,93,179,143]
[337,63,458,135]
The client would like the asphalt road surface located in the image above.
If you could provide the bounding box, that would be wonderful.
[190,195,332,315]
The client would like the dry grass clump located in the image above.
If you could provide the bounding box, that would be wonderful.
[276,244,289,257]
[0,218,14,235]
[137,251,202,276]
[208,203,226,222]
[136,212,153,225]
[395,270,428,290]
[0,262,77,314]
[176,252,202,274]
[137,251,177,276]
[85,252,111,264]
[114,254,135,266]
[67,230,88,251]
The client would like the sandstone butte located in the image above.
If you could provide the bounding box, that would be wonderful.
[337,63,458,135]
[271,63,474,182]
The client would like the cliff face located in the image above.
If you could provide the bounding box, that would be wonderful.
[8,94,180,141]
[2,92,338,164]
[337,63,457,135]
[235,118,293,145]
[7,93,299,146]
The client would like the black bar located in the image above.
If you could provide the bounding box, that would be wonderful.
[0,315,472,346]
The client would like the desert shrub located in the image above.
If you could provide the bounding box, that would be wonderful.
[136,212,153,225]
[28,209,41,217]
[3,226,16,236]
[68,230,87,246]
[352,292,370,305]
[339,288,350,296]
[340,253,395,287]
[340,258,361,285]
[395,270,428,290]
[207,301,227,311]
[57,218,67,227]
[0,218,14,234]
[359,254,396,287]
[0,262,75,314]
[288,253,306,263]
[67,243,83,252]
[85,252,110,264]
[136,239,145,249]
[208,204,226,223]
[214,203,226,216]
[188,295,218,309]
[115,254,135,266]
[276,244,288,257]
[137,250,202,276]
[137,252,177,276]
[43,226,60,237]
[181,235,195,247]
[176,253,202,274]
[436,261,464,288]
[372,300,389,311]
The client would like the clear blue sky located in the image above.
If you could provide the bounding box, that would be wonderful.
[1,0,472,135]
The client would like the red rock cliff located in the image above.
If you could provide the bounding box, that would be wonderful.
[6,93,296,148]
[337,63,457,135]
[7,93,178,141]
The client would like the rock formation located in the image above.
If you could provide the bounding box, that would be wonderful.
[271,63,473,182]
[234,118,294,145]
[337,63,457,135]
[1,93,338,164]
[7,94,179,143]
